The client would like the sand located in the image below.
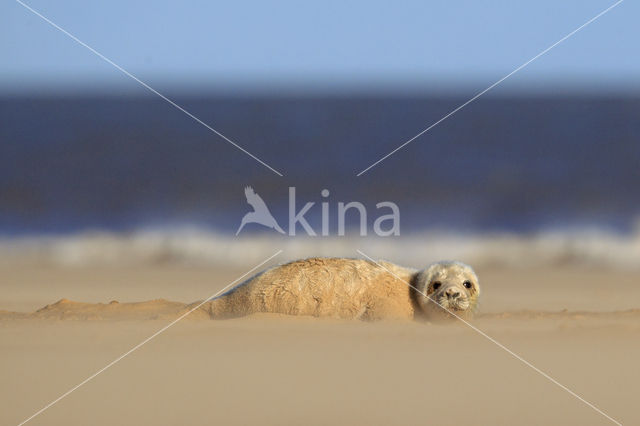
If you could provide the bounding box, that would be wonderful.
[1,263,639,425]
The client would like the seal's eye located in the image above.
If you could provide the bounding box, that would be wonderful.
[432,281,441,290]
[463,280,472,289]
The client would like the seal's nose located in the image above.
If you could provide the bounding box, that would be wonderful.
[445,288,460,299]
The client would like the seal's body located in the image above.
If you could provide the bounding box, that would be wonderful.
[201,258,479,321]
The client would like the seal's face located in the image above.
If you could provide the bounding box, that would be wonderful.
[414,261,480,320]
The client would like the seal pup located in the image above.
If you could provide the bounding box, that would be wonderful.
[199,257,479,321]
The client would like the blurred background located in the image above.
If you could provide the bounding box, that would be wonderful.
[1,0,639,268]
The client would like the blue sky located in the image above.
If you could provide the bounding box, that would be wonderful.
[1,0,637,93]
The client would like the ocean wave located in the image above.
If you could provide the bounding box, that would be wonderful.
[2,225,640,269]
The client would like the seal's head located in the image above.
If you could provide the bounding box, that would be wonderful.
[413,261,480,320]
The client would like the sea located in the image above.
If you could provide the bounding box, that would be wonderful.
[1,93,639,267]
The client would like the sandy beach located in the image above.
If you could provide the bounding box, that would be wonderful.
[4,1,640,424]
[1,263,638,425]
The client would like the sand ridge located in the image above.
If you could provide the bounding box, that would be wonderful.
[1,298,639,323]
[3,298,207,321]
